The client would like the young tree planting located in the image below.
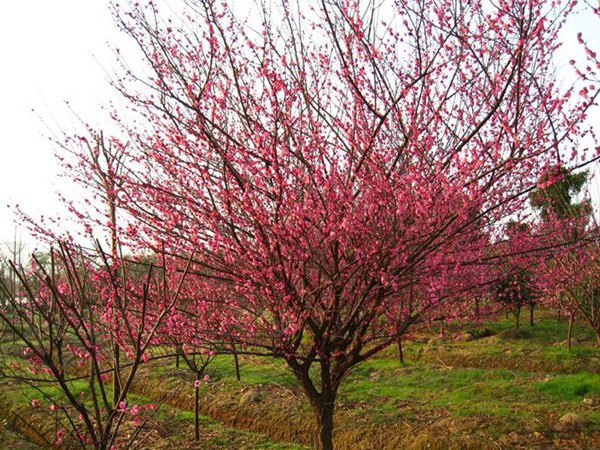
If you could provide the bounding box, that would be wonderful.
[544,232,600,346]
[530,165,595,346]
[54,0,600,448]
[494,222,540,328]
[0,243,193,449]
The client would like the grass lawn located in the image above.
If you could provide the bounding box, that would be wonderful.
[1,313,599,449]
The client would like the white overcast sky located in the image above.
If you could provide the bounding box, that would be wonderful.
[0,1,599,250]
[0,1,119,249]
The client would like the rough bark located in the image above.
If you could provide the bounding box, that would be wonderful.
[529,303,535,327]
[316,398,335,450]
[232,344,241,381]
[397,335,404,365]
[288,359,338,450]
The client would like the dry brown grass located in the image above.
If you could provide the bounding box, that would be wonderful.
[131,366,499,450]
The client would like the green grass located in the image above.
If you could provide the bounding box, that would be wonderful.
[480,317,596,345]
[340,363,542,422]
[0,365,309,450]
[1,378,93,408]
[2,314,600,448]
[149,316,600,433]
[208,355,296,386]
[399,316,600,378]
[153,354,297,387]
[537,373,600,400]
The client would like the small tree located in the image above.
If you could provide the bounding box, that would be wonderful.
[0,243,192,449]
[530,165,593,345]
[494,222,540,328]
[539,224,600,347]
[154,277,223,442]
[496,270,537,329]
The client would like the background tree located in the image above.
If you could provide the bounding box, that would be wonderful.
[0,243,193,449]
[539,229,600,347]
[494,221,540,328]
[530,165,591,230]
[530,165,593,346]
[30,128,131,405]
[496,270,537,329]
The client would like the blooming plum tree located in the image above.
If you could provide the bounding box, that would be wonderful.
[529,165,595,346]
[493,222,541,328]
[62,0,600,448]
[541,232,600,346]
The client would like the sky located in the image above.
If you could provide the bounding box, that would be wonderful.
[0,1,120,250]
[0,1,599,251]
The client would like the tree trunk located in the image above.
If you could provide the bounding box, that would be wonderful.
[110,194,121,407]
[113,344,121,406]
[232,344,241,381]
[514,306,520,329]
[194,371,200,441]
[529,303,534,327]
[397,335,404,365]
[288,360,337,450]
[315,396,335,450]
[175,344,181,368]
[567,311,575,352]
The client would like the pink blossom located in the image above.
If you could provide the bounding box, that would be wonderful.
[55,430,64,446]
